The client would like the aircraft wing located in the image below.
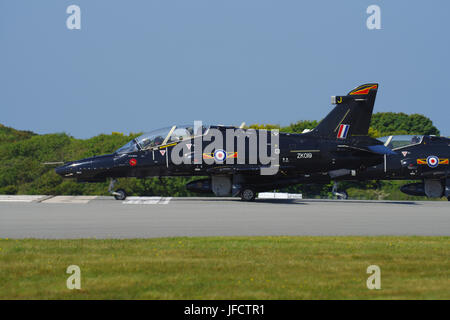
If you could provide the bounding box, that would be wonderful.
[206,164,294,175]
[337,144,397,155]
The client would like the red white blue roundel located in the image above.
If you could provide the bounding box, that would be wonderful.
[214,149,227,162]
[427,155,439,168]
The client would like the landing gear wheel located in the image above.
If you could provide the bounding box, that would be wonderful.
[114,189,127,201]
[241,188,256,201]
[109,179,127,200]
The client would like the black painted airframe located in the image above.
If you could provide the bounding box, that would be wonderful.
[329,134,450,201]
[56,83,395,201]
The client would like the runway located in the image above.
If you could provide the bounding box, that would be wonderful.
[0,196,449,238]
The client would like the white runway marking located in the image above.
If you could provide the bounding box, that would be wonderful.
[42,196,98,204]
[258,192,303,199]
[123,197,172,205]
[0,195,47,202]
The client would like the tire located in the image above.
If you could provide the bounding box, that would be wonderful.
[447,196,450,202]
[241,188,256,201]
[114,189,127,201]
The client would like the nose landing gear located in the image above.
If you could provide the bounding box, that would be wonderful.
[332,182,348,200]
[108,179,127,200]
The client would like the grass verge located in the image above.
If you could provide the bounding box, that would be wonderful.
[0,236,449,299]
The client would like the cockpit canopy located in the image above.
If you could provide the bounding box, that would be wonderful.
[377,135,424,149]
[115,124,209,154]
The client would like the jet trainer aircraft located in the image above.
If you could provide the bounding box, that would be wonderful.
[328,134,450,201]
[55,83,394,201]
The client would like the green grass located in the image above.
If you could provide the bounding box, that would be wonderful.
[0,237,449,299]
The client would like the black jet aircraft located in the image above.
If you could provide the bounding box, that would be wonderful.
[55,83,394,201]
[326,134,450,201]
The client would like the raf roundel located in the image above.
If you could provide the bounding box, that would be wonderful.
[214,149,227,162]
[426,155,439,168]
[129,158,137,166]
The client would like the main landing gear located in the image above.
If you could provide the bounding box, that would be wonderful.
[109,179,127,200]
[241,187,256,201]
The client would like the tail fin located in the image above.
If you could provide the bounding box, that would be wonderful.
[309,83,378,139]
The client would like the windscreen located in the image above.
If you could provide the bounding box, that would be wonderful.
[115,139,139,154]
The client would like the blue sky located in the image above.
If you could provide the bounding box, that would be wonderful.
[1,0,449,138]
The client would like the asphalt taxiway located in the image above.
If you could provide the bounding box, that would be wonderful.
[0,196,449,238]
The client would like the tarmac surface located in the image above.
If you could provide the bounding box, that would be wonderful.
[0,195,449,238]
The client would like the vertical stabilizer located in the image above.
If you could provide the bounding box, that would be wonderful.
[310,83,378,139]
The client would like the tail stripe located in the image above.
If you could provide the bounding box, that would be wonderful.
[334,109,351,132]
[349,84,378,95]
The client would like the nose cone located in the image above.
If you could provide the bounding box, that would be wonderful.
[55,163,73,177]
[55,154,115,178]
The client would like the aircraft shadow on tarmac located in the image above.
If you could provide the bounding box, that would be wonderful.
[253,199,419,205]
[102,196,419,206]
